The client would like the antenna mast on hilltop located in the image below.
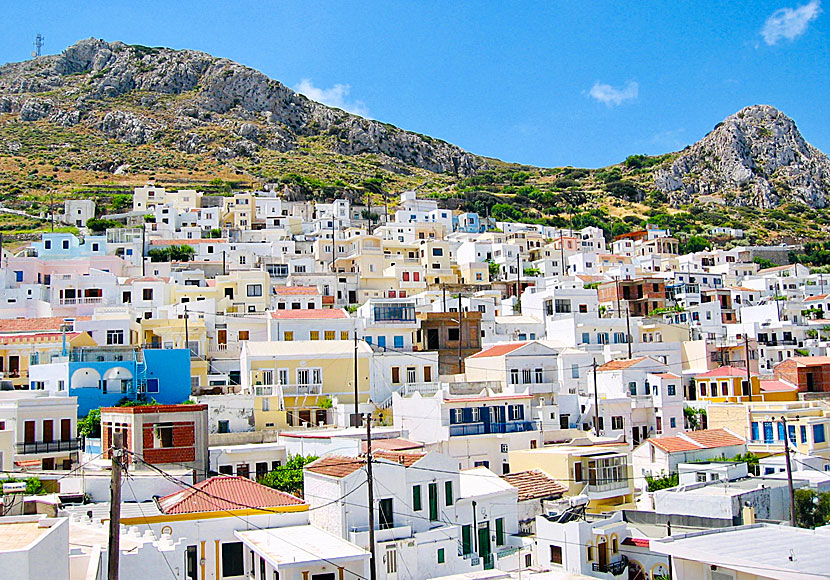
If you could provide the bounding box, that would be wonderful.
[32,34,44,58]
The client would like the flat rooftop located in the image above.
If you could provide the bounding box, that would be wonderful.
[236,525,368,568]
[662,477,793,497]
[0,520,51,551]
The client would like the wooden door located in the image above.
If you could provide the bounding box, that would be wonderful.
[61,419,71,441]
[43,420,53,443]
[24,420,35,443]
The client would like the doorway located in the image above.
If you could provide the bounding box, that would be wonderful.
[427,329,440,350]
[379,498,394,529]
[597,539,608,572]
[478,523,492,569]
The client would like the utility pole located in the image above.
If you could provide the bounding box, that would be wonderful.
[744,334,753,402]
[559,232,565,277]
[458,293,463,374]
[222,250,226,276]
[0,232,3,270]
[780,415,797,527]
[184,305,189,356]
[516,252,521,303]
[141,225,146,277]
[365,412,378,580]
[592,359,600,437]
[49,189,54,232]
[107,431,124,580]
[775,282,782,322]
[353,335,360,426]
[625,306,632,359]
[442,284,447,313]
[615,277,621,318]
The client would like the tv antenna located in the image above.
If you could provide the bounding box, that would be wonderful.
[32,34,44,58]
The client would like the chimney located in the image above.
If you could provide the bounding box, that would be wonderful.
[742,502,756,525]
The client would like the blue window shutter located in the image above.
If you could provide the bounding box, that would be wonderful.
[462,408,473,423]
[777,422,785,441]
[751,422,759,441]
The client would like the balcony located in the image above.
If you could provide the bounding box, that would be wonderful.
[254,384,322,396]
[585,479,629,495]
[403,382,440,396]
[593,556,628,576]
[449,420,539,437]
[349,522,413,545]
[59,297,103,305]
[15,438,82,455]
[631,395,654,409]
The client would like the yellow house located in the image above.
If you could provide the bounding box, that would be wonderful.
[692,366,790,403]
[0,317,97,387]
[221,192,255,230]
[215,270,271,314]
[710,400,830,462]
[509,441,635,513]
[240,340,372,430]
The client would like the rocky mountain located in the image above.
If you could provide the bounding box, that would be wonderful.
[0,38,483,176]
[654,104,830,208]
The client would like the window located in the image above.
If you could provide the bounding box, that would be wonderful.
[14,271,23,282]
[341,331,350,340]
[221,542,244,577]
[377,336,387,348]
[394,335,404,349]
[814,424,826,444]
[153,423,174,448]
[247,284,262,297]
[324,330,335,340]
[462,525,472,555]
[447,327,460,341]
[611,416,623,430]
[508,404,524,421]
[535,368,544,383]
[495,518,505,545]
[501,443,509,453]
[629,382,637,396]
[391,367,401,384]
[510,369,519,384]
[670,417,677,429]
[801,425,808,443]
[218,420,229,434]
[283,331,293,341]
[437,548,445,564]
[238,330,249,341]
[143,288,153,301]
[667,384,676,396]
[432,248,444,256]
[586,544,594,562]
[445,480,453,505]
[571,364,580,379]
[310,331,320,341]
[107,330,124,345]
[550,545,563,565]
[522,369,531,384]
[413,485,422,511]
[581,332,590,344]
[554,299,571,313]
[62,240,69,249]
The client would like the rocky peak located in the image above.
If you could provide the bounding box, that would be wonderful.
[0,38,484,176]
[654,104,830,208]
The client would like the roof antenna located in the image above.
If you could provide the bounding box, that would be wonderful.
[32,33,44,58]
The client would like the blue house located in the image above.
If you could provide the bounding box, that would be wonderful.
[31,233,108,260]
[29,347,192,416]
[455,213,483,233]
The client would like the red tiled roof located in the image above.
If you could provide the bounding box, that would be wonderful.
[728,286,759,292]
[787,356,830,366]
[305,456,365,478]
[373,450,427,467]
[760,379,798,393]
[272,286,319,296]
[695,366,751,379]
[468,342,528,358]
[269,309,348,320]
[652,373,680,379]
[157,476,304,514]
[650,428,745,454]
[597,357,648,371]
[502,470,566,502]
[805,294,828,302]
[124,277,170,283]
[362,438,424,453]
[622,538,650,548]
[0,316,91,333]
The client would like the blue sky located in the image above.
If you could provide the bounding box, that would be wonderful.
[1,1,828,168]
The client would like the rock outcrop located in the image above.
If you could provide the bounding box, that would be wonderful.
[0,38,484,175]
[654,105,830,208]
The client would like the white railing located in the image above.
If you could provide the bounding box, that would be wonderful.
[404,382,441,396]
[254,384,322,396]
[59,297,103,305]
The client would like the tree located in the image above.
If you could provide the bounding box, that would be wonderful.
[523,266,541,277]
[258,454,319,497]
[78,409,101,438]
[86,218,120,233]
[795,488,830,528]
[684,406,706,430]
[645,472,678,491]
[680,235,710,254]
[486,260,500,281]
[148,245,195,262]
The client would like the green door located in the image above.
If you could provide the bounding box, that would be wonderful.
[461,525,472,555]
[428,482,439,521]
[478,523,492,569]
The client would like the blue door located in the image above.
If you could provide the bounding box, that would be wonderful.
[763,422,774,444]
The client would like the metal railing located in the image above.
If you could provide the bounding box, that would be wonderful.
[592,556,628,575]
[449,420,539,436]
[254,384,322,396]
[59,297,104,305]
[15,438,82,455]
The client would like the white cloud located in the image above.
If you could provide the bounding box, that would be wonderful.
[588,81,639,106]
[761,0,821,45]
[294,78,369,117]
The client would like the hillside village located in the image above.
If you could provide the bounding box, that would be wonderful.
[1,183,829,580]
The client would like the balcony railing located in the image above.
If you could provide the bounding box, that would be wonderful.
[59,297,103,305]
[254,384,322,396]
[15,438,82,455]
[449,420,539,437]
[593,556,628,575]
[585,479,629,493]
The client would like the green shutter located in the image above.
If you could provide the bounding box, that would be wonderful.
[413,485,422,511]
[495,518,504,546]
[428,482,439,521]
[462,525,472,555]
[444,480,453,505]
[437,548,445,564]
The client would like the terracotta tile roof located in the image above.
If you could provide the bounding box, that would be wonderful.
[269,309,348,320]
[760,379,798,393]
[650,428,745,454]
[805,294,828,302]
[788,356,830,366]
[728,286,759,292]
[305,456,365,478]
[501,470,566,502]
[758,264,794,274]
[652,373,681,379]
[272,286,320,296]
[468,342,528,358]
[124,277,170,283]
[622,538,650,548]
[362,438,424,453]
[695,366,751,379]
[373,450,428,467]
[0,316,91,333]
[597,357,648,371]
[157,476,304,514]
